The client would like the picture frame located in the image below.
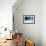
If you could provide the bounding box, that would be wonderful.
[23,15,35,24]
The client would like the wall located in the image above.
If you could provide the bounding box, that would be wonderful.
[0,0,17,39]
[41,0,46,46]
[0,0,16,30]
[13,0,41,46]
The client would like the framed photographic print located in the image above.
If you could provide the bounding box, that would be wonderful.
[23,15,35,24]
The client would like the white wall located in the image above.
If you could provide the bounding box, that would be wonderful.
[13,0,46,46]
[41,0,46,46]
[13,0,41,46]
[0,0,16,30]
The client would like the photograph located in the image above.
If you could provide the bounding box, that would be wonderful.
[23,15,35,24]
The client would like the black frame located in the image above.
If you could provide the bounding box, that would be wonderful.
[23,15,35,24]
